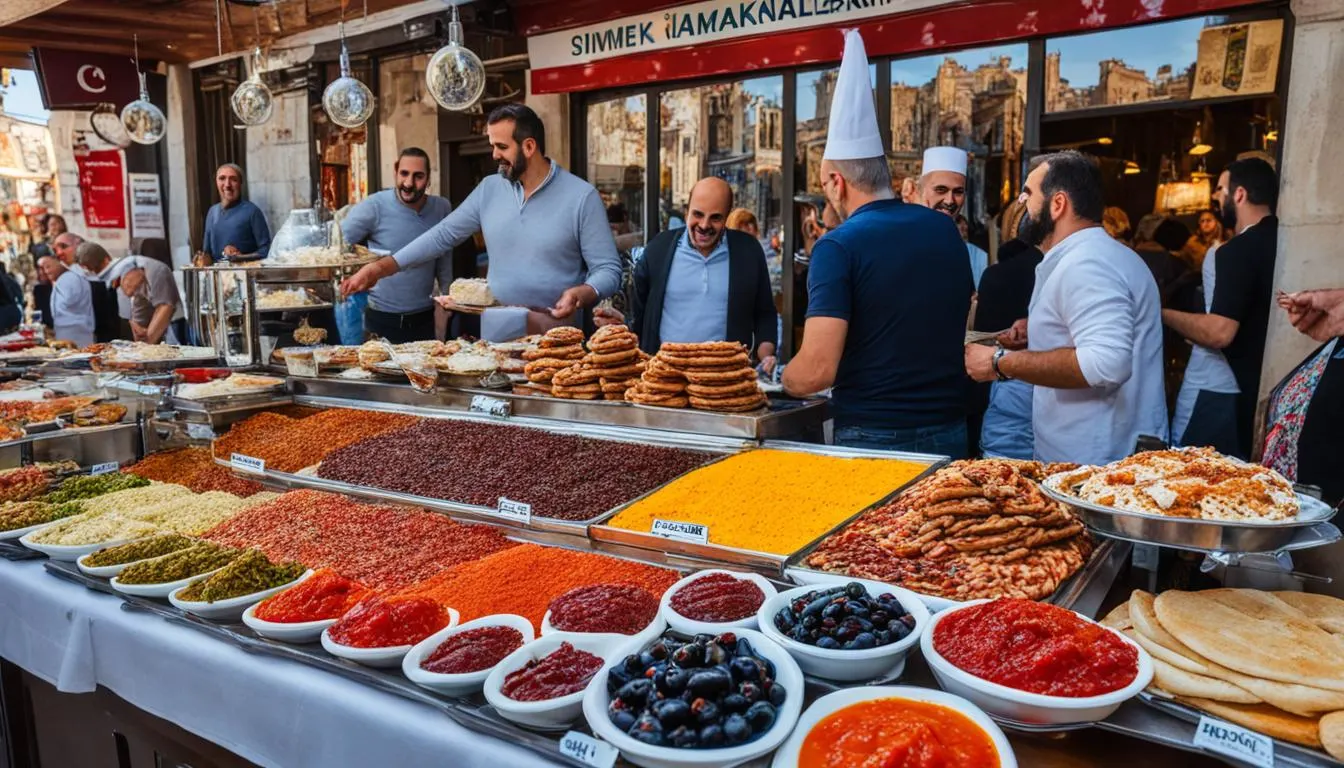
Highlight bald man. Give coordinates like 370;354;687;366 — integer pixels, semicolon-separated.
199;163;271;263
597;177;777;371
40;256;95;347
52;232;84;267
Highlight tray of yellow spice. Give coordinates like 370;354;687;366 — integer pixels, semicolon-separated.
589;443;945;576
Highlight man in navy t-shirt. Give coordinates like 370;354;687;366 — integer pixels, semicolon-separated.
783;160;973;455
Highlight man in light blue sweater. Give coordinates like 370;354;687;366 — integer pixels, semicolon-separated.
341;105;622;325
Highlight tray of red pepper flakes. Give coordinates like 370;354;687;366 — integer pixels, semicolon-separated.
328;595;453;649
499;641;605;702
210;408;420;473
202;490;519;590
421;626;526;675
545;584;658;635
253;568;373;624
398;543;681;631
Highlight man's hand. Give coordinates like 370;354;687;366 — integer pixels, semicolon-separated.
1281;289;1344;342
998;318;1028;350
593;306;625;327
192;251;212;268
130;321;148;342
759;355;778;376
340;261;385;298
551;285;598;319
432;295;455;312
222;244;240;257
965;343;999;383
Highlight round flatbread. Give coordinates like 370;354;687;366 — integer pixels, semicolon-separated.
1124;630;1260;703
686;380;762;398
683;367;758;384
689;394;766;412
592;361;645;379
1175;697;1322;749
659;352;751;368
552;381;601;393
660;341;744;355
1273;592;1344;635
637;378;686;394
1320;711;1344;761
628;394;688;408
542;327;584;344
1100;601;1133;631
589;334;638;352
589;347;639;365
553;389;601;400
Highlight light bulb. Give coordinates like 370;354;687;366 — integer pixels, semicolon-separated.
232;48;274;126
323;25;375;129
121;72;166;145
426;6;485;111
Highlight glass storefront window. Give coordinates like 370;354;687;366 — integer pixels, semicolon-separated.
1046;17;1217;113
378;53;441;195
588;95;647;246
889;46;1028;229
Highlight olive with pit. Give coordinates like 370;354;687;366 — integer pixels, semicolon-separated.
687;668;731;698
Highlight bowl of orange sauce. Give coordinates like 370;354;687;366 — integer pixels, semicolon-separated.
770;685;1014;768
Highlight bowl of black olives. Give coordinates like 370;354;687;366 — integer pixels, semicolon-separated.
582;628;803;768
757;579;930;682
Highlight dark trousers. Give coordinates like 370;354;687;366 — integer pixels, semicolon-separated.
1180;390;1245;459
363;307;436;344
833;421;969;459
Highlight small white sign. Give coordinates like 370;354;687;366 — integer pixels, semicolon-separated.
470;395;511;418
90;462;119;476
230;453;266;474
1193;715;1275;768
558;731;617;768
651;519;709;545
497;497;533;524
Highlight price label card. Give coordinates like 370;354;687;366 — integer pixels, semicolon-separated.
651;519;709;545
558;731;617;768
230;453;266;475
186;423;216;441
1193;715;1275;768
496;497;532;524
90;462;119;476
470;395;511;418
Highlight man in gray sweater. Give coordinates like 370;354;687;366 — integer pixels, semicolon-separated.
341;104;622;326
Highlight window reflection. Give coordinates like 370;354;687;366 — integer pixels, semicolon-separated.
1045;17;1215;112
588;95;647;249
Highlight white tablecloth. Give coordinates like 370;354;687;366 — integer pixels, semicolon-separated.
0;558;561;768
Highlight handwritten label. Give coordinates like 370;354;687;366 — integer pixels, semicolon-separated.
186;423;216;441
1193;716;1275;768
470;395;511;418
558;731;617;768
230;453;266;475
90;462;119;476
497;497;533;524
651;519;709;544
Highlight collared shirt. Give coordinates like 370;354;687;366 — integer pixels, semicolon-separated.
203;200;272;262
393;162;622;309
659;230;730;343
51;269;95;347
967;242;989;290
341;190;453;313
1028;226;1168;464
124;258;182;343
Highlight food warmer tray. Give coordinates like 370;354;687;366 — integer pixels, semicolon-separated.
183;261;375;284
1039;472;1339;554
588;444;947;578
287;376;829;441
215;406;751;538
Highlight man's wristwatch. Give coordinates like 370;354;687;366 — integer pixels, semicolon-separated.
991;345;1011;382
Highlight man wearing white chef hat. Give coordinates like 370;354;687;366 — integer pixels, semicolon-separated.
919;146;987;289
784;29;973;456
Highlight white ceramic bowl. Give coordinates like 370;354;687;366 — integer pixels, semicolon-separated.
484;632;624;731
77;538;195;579
169;569;313;622
0;518;62;542
769;685;1017;768
20;532;136;562
110;564;227;599
757;578;930;682
785;566;962;613
542;606;666;650
241;601;337;644
320;607;460;668
921;599;1154;725
582;627;805;768
659;569;777;635
403;614;536;697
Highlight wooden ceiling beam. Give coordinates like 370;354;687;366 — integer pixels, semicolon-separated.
32;6;208;30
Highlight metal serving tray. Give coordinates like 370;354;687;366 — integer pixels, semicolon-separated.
589;444;947;578
214;404;749;537
288;376;829;441
1040;472;1340;554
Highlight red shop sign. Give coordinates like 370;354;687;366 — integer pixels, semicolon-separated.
75;150;127;230
33;48;144;109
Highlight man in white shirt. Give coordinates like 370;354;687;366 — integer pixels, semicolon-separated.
38;256;95;347
965;151;1167;464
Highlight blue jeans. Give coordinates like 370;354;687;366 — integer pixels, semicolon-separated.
834;421;969;458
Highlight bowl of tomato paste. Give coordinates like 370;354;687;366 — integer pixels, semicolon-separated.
921;598;1152;725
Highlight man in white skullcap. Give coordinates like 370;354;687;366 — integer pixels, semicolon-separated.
920;146;987;289
784;29;974;456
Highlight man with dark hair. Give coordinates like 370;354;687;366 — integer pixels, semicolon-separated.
199;163;271;263
341;104;621;335
339;147;452;342
784;30;972;455
1162;157;1279;456
966;150;1167;464
73;242;125;342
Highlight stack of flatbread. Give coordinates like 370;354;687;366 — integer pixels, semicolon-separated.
1102;589;1344;758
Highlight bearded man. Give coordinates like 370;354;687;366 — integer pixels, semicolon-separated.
341;105;622;335
339;147;452;342
965;151;1167;464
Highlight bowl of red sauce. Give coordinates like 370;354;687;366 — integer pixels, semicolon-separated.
483;632;625;730
541;583;667;648
402;614;535;697
243;568;374;643
770;685;1016;768
321;596;459;668
921;598;1153;724
660;569;776;635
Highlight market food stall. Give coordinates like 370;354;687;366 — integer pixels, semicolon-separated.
0;328;1340;768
